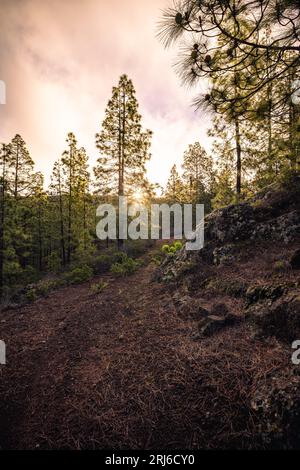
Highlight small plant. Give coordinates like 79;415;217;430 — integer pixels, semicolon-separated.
64;265;93;284
173;241;183;250
91;254;112;274
161;244;171;254
151;254;163;266
25;288;37;302
91;280;109;293
36;280;55;296
110;255;141;277
273;260;289;273
161;241;183;256
112;251;128;263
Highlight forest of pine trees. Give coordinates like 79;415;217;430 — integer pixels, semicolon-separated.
2;11;300;300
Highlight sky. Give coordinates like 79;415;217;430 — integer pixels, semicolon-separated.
0;0;211;190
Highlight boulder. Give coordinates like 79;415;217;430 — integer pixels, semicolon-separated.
210;302;230;316
247;290;300;342
245;284;285;306
173;294;210;320
198;312;237;337
290;248;300;270
213;244;236;266
251;371;300;447
198;315;226;337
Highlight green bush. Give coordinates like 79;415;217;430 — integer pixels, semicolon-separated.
112;251;128;263
110;255;141;277
173;241;183;251
91;254;113;274
25;288;37;302
161;241;183;256
35;280;55;296
47;252;62;272
151;253;163;266
126;240;154;258
273;260;289;273
64;265;93;284
162;244;171;254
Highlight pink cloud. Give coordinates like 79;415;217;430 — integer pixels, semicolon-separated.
0;0;211;188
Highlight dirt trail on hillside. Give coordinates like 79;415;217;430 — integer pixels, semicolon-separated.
0;261;188;449
0;257;290;449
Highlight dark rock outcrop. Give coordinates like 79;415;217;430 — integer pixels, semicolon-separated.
156;176;300;282
247;290;300;342
290;248;300;270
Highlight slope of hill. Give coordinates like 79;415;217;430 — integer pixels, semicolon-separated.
1;177;300;449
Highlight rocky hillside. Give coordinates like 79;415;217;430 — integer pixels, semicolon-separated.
1;176;300;450
155;175;300;448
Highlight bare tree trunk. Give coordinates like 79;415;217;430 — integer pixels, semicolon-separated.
235;116;242;196
67;146;72;263
118;89;126;250
38;201;43;271
58;165;66;267
83;192;87;251
0;145;7;299
14;141;19;198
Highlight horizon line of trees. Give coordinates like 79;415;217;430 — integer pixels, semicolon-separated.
1;62;300;298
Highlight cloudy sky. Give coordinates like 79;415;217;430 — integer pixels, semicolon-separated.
0;0;211;189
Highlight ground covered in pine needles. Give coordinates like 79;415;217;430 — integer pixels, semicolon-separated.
0;241;297;450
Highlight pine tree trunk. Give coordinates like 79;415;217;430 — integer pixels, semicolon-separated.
266;48;274;174
83;193;87;251
38;202;43;271
67;147;72;263
288;71;297;170
0;147;6;299
14;141;19;198
235;116;242;196
233;9;242;198
117;90;125;250
58;168;66;267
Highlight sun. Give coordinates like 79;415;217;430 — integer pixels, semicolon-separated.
132;189;144;202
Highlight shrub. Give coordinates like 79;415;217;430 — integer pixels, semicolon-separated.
126;240;154;258
91;254;113;274
47;252;61;272
112;251;128;263
151;254;163;266
173;241;183;251
161;241;183;256
64;265;93;284
91;280;109;293
273;260;289;273
110;255;141;277
36;280;55;296
25;288;37;302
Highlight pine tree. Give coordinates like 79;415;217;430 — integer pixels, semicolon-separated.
95;75;152;197
0;144;10;298
164;164;184;203
49;160;67;267
94;75;152;246
8;134;37;198
182;142;215;207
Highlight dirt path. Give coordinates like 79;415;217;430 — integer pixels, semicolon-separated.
0;253;291;450
0;259;198;449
